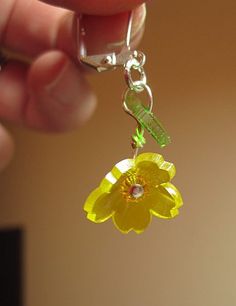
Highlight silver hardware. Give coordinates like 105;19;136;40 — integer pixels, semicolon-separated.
123;84;154;115
78;11;146;74
80;50;138;72
124;55;147;92
123;83;154;158
125;10;133;50
77;10;154;158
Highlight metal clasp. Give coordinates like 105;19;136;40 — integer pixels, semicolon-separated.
78;11;140;72
80;50;138;72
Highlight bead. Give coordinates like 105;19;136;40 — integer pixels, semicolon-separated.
130;184;144;198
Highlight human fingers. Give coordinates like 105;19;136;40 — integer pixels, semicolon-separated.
0;0;145;132
27;50;96;131
1;0;146;60
40;0;147;15
0;51;96;132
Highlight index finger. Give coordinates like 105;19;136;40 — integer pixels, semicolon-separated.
40;0;147;15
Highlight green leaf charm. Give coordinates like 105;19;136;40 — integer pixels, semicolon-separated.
124;90;171;148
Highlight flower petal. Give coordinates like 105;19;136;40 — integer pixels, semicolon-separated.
149;182;183;219
110;158;134;180
113;204;151;234
84;152;183;233
135;152;176;185
84;188;124;223
84;158;134;223
98;158;133;193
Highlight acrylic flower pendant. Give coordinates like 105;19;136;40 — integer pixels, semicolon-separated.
84;153;183;234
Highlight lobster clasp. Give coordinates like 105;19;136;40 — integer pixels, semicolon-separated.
80;50;137;72
78;11;138;72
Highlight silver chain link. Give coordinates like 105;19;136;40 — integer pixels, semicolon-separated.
124;51;147;92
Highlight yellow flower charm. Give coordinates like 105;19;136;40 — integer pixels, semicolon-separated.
84;153;183;234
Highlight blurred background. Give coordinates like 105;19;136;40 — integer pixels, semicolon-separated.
0;0;236;305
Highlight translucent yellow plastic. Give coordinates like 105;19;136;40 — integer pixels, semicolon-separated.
84;152;183;234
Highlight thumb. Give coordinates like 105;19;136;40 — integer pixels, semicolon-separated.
26;50;96;132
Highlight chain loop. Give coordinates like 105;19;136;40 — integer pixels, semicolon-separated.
123;84;154;115
124;50;147;92
123;49;152;156
124;58;147;92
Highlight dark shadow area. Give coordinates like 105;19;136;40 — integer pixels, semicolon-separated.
0;228;23;306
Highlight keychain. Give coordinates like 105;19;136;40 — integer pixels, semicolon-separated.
79;11;183;234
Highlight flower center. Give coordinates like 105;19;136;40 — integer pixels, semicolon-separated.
120;173;147;202
130;184;144;199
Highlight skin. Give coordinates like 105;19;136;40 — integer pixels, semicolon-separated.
0;0;147;171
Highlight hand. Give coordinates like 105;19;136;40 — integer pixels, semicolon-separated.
0;0;146;170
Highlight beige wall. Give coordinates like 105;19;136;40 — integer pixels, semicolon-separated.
0;1;236;305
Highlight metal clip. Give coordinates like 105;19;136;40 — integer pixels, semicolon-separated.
80;50;139;72
78;12;136;72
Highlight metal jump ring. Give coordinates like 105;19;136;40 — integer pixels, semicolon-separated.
123;83;154;115
132;50;146;68
124;58;147;92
